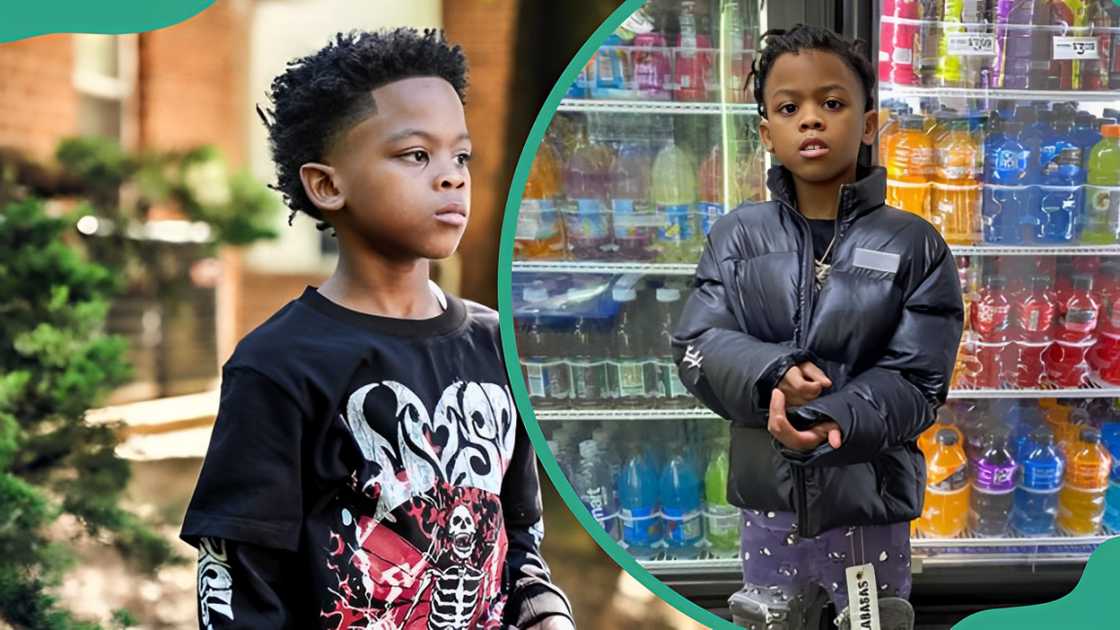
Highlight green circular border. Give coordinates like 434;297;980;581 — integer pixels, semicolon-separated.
0;0;214;42
495;1;738;627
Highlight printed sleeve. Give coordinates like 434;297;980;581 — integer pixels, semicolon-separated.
195;537;301;629
500;418;574;628
180;367;305;551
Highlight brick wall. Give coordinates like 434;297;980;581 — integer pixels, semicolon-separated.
139;1;250;166
443;0;520;309
0;35;77;160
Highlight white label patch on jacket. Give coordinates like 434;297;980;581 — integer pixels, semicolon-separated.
851;248;900;274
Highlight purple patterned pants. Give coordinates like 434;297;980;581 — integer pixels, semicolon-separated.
737;510;912;622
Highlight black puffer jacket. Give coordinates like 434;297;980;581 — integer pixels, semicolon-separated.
672;165;964;537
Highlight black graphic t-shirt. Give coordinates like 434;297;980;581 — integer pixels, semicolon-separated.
181;287;570;629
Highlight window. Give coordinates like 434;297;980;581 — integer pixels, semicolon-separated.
72;34;138;146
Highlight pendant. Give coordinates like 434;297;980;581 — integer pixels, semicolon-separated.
814;259;832;288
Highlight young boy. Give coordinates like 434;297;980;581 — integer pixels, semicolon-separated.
673;26;964;630
180;29;573;630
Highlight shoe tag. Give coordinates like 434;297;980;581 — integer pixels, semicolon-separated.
845;562;881;630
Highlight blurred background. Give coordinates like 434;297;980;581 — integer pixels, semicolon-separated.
0;0;708;627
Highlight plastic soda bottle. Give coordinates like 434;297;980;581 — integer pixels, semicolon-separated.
982;120;1031;244
518;284;570;409
609;143;658;260
568;296;610;408
918;428;970;538
1013;274;1057;387
563;132;613;258
704;435;740;556
886;115;933;221
931;117;981;244
1081;124;1120;244
1057;428;1112;535
515;141;565;259
698;143;736;241
660;448;704;558
1045;274;1099;387
609;287;654;407
618;440;662;558
1037;146;1086;243
1011;429;1065;535
654;287;692;408
968;432;1019;536
651;140;700;262
575;439;621;540
971;274;1011;388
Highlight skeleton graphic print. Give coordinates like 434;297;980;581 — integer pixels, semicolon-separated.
321;380;516;629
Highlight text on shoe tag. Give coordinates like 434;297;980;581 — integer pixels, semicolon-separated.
845;563;881;630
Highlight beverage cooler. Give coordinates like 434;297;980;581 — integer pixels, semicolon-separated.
512;0;1120;625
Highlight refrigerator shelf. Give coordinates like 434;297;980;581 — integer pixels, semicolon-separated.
638;532;1114;575
512;246;1120;276
557;98;759;115
534;408;719;421
952;245;1120;257
532;381;1120;422
881;83;1120;103
512;260;697;275
948;380;1120;399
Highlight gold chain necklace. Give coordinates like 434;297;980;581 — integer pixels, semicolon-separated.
814;225;838;288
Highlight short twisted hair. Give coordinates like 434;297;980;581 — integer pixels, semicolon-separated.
258;28;469;230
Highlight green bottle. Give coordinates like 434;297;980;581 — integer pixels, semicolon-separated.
703;435;740;556
1082;124;1120;244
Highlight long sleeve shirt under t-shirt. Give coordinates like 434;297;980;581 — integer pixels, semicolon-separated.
180;287;571;629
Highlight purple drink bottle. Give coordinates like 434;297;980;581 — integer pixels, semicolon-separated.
994;0;1037;89
564;133;613;259
969;432;1019;536
609;143;657;260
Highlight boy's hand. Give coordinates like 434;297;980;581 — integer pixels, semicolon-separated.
777;361;833;407
768;389;843;452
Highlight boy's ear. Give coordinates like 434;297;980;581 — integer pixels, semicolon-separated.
758;117;774;153
862;108;879;146
299;162;346;213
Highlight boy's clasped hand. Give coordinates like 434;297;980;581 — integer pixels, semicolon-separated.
767;361;843;452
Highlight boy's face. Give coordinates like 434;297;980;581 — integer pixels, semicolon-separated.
308;76;471;261
758;49;877;185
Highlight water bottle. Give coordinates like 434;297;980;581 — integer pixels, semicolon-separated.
575;439;620;540
618;440;662;558
660;447;703;558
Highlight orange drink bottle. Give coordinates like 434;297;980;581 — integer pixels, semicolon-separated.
515;141;565;259
886;115;933;221
1057;428;1112;535
931;117;981;244
918;428;971;538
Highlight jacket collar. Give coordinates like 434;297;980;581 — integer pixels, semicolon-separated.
765;164;887;223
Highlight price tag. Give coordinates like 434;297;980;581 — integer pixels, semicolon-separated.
1053;36;1100;60
946;33;996;56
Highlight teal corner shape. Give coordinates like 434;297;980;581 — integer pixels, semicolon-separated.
954;536;1120;630
1;1;214;43
495;1;737;628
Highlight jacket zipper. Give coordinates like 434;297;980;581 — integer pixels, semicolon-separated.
778;183;851;535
